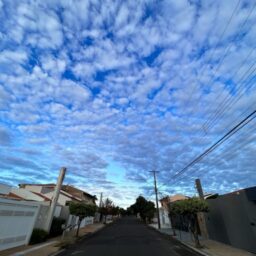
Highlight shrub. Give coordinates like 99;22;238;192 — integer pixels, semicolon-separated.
30;228;48;245
169;198;209;248
49;217;66;237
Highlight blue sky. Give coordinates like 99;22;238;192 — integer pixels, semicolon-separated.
0;0;256;207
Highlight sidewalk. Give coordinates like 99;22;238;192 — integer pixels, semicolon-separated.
1;223;105;256
149;224;255;256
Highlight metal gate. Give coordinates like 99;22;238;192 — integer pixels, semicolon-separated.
0;198;39;251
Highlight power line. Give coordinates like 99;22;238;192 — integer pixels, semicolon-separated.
159;109;256;190
201;47;256;134
199;2;256;133
173;109;256;180
187;0;242;105
173;3;256;175
204;62;256;133
171;121;256;186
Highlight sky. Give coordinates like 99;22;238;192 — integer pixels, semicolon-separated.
0;0;256;208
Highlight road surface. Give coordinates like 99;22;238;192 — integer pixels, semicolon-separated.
59;216;200;256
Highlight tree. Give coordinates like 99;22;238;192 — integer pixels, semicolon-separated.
169;198;208;248
69;202;97;237
99;198;113;216
98;198;121;222
129;196;155;223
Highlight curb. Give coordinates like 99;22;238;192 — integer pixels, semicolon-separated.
174;238;212;256
10;241;58;256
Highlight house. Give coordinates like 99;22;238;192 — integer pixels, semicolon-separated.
11;188;51;202
160;194;189;209
62;185;97;205
159;194;189;228
19;183;97;206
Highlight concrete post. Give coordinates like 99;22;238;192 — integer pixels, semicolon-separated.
195;178;209;239
44;167;66;232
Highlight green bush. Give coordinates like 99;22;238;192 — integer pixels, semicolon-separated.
49;217;66;237
30;228;48;245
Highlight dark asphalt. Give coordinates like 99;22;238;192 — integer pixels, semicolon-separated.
59;217;201;256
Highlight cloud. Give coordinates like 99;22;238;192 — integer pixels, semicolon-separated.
0;127;11;146
0;155;42;170
0;0;255;207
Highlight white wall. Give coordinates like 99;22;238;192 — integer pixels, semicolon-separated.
23;185;43;194
80;217;94;228
44;191;70;206
0;198;40;251
160;208;171;227
11;188;46;201
34;204;62;230
66;214;94;230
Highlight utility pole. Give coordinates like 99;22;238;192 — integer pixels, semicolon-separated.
99;192;103;222
195;178;204;199
44;167;66;232
152;170;161;229
195;178;208;239
99;192;103;207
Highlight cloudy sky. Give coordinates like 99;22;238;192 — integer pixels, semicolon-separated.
0;0;256;207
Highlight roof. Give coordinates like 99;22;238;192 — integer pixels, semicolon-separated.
160;194;189;203
11;188;51;202
19;183;97;200
31;191;51;201
62;185;97;200
0;193;24;200
19;183;55;187
59;190;82;202
204;193;218;200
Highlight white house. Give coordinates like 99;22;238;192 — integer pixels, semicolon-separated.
19;184;97;206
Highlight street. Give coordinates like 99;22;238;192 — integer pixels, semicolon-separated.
59;217;201;256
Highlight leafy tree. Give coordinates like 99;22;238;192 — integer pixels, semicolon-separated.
129;196;155;223
119;207;127;216
69;202;97;237
98;198;122;222
169;198;208;248
99;198;114;216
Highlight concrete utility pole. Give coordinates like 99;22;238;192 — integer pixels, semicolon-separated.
195;178;208;239
195;178;204;200
99;192;103;207
44;167;66;232
152;170;161;229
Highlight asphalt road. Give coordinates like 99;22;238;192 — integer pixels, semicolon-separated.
59;216;201;256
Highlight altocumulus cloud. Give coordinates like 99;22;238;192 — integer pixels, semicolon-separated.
0;0;256;207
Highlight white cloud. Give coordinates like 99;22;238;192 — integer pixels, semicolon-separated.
0;0;255;206
0;50;28;64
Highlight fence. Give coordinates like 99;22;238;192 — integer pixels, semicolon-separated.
66;214;94;229
0;198;40;251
